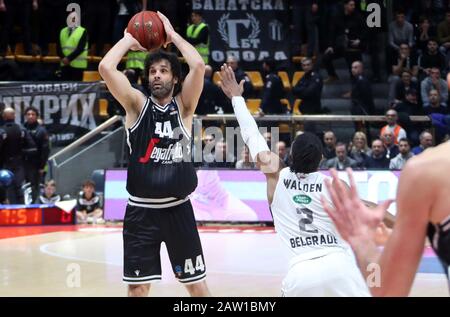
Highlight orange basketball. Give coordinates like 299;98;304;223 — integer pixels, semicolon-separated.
127;11;166;51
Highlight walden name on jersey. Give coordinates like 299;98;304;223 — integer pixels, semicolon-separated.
271;168;348;260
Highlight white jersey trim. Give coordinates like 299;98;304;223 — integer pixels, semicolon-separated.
129;195;182;203
128;197;189;209
125;128;132;155
174;96;191;140
178;273;207;284
123;274;161;281
129;98;150;133
150;96;171;112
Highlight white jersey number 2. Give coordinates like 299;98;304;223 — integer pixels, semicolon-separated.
296;207;318;233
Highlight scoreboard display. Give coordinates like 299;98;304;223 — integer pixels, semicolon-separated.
0;204;75;226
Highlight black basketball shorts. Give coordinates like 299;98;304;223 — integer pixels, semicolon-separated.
122;200;206;285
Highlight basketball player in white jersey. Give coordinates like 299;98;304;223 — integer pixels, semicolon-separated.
218;65;370;296
323;141;450;296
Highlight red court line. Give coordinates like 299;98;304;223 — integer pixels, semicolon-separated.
0;224;275;239
0;225;79;239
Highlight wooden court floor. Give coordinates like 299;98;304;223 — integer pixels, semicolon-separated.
0;226;448;297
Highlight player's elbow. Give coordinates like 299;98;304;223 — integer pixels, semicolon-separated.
98;60;114;77
192;59;206;73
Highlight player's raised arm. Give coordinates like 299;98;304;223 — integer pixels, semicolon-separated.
219;64;283;202
98;31;147;120
157;11;205;115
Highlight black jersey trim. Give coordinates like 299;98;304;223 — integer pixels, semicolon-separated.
129;98;150;133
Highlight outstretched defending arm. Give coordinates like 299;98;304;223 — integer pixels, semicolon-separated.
219;64;283;203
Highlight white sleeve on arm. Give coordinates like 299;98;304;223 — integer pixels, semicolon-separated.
232;96;270;160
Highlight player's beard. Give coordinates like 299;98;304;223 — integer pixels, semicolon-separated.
150;80;174;99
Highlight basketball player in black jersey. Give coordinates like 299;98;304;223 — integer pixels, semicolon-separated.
322;141;450;296
99;12;210;297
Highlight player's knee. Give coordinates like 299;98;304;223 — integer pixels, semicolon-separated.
185;281;210;297
128;284;150;297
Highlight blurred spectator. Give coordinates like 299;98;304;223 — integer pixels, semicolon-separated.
348;131;371;168
76;180;104;224
23;106;49;203
418;39;446;78
424;89;449;115
388;10;414;52
322;131;337;160
0;0;38;56
39;0;70;56
197;65;227;115
437;11;450;61
84;0;114;56
417;16;436;54
391;43;419;77
350;61;375;115
235;146;256;169
419;0;446;26
391;70;419;105
420;67;448;106
322;0;365;83
0;102;4;126
259;60;285;114
412;130;434;154
226;56;253;98
203;139;235;168
276;141;290;166
291;0;319;57
360;0;386;82
364;139;390;169
112;0;145;43
392;89;423;145
58;11;88;81
430;113;450;142
389;138;414;170
0;57;22;80
0;108;36;204
393;89;423;115
148;0;179;32
201;133;216;161
186;11;209;64
388;43;418;104
292;57;323;114
321;142;358;170
263;131;272;149
380;130;400;159
38;180;61;204
380;109;407;144
124;51;148;84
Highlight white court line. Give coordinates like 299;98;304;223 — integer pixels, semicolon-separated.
38;233;285;278
39;240;121;267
